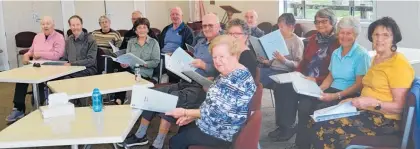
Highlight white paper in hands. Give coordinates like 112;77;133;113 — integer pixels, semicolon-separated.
109;41;119;53
48;93;69;108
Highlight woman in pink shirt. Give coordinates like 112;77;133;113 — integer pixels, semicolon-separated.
6;16;65;122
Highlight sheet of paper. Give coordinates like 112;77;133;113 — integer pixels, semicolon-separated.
170;47;196;71
109;41;119;53
269;72;304;84
131;85;178;113
113;53;147;67
182;70;213;88
292;76;323;98
311;101;359;122
249;36;268;60
259;30;290;60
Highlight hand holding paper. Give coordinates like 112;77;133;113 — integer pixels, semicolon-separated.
191;59;206;70
166;108;186;118
351;96;378;109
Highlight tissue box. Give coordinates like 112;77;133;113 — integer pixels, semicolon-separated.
40;103;75;119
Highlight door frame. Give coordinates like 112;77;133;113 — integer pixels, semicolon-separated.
0;1;10;71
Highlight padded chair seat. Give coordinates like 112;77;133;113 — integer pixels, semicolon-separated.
18;49;30;55
349;135;401;148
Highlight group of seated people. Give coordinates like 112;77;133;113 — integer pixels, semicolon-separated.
6;5;415;149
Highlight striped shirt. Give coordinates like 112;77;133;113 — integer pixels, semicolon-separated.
91;29;122;55
197;68;256;142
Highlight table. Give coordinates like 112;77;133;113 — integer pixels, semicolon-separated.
0;105;142;149
0;65;86;109
47;72;154;100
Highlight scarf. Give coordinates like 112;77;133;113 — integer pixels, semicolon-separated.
307;31;336;77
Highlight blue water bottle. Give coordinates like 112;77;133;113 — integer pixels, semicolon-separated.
92;88;103;112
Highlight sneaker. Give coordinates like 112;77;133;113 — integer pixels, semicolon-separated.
117;134;149;147
268;127;283;138
6;108;25;122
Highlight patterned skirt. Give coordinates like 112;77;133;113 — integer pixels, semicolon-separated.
309;110;400;149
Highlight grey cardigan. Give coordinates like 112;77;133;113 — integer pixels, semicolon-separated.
61;32;98;75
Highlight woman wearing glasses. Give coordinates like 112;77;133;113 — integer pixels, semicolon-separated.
270;8;340;149
310;16;414;149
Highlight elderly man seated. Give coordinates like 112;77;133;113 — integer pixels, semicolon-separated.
117;13;221;149
159;7;194;55
244;9;265;37
6;16;65;122
60;15;98;77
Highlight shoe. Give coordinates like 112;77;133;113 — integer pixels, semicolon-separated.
268;127;283;138
117;134;149;147
6;108;25;122
270;127;296;142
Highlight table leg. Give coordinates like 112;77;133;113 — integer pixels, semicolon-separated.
113;143;118;149
32;83;40;110
71;145;79;149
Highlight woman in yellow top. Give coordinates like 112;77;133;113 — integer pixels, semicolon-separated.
310;17;415;149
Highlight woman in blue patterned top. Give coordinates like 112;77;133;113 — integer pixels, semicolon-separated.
166;35;257;149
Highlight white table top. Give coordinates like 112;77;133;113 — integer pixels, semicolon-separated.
0;105;142;148
0;65;86;84
47;72;154;99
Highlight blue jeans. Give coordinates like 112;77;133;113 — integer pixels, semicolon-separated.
259;67;287;88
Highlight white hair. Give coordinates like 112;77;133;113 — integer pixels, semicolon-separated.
336;16;361;36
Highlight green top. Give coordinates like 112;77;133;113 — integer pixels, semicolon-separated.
126;36;160;78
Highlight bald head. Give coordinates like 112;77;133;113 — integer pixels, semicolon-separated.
202;13;220;40
244;10;258;27
170;7;183;26
132;11;143;24
41;16;55;35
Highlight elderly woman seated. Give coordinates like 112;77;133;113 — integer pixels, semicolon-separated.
114;17;160;104
310;17;415;149
269;8;340;146
166;35;257;149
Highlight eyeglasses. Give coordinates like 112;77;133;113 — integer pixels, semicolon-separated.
202;24;216;29
372;33;393;40
314;19;329;25
227;32;245;38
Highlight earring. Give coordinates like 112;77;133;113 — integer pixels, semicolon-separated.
391;44;397;52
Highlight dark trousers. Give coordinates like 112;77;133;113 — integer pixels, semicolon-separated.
13;83;46;113
140;80;206;122
169;122;231;149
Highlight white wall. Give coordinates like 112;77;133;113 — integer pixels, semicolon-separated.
0;1;9;71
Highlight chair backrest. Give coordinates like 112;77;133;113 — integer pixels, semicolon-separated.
117;29;128;36
67;28;88;37
55;29;64;36
150;28;161;38
304;30;317;38
234;110;262;149
15;31;37;48
408;77;420;149
257;22;273;35
249;83;263;112
294;23;304;37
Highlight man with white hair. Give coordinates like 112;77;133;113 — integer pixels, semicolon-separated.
6;16;65;122
244;9;265;37
159;7;194;55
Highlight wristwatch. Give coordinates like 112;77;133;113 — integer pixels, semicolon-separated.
374;102;382;110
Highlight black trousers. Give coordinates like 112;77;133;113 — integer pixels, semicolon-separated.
13;83;46;113
274;86;358;149
169;122;231;149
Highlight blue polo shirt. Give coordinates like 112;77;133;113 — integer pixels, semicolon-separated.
329;43;371;90
162;23;185;53
193;38;215;77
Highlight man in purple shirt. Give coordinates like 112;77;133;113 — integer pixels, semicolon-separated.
7;16;65;122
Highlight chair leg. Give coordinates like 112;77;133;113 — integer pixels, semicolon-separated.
16;54;19;67
270;89;275;108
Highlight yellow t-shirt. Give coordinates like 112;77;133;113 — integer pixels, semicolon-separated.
361;53;414;120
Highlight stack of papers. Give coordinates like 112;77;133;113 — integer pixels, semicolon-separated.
30;60;67;65
311;101;360;122
41;93;75;119
270;72;322;98
249;30;289;60
131;85;178;113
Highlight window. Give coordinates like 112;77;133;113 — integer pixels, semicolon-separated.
284;0;374;21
